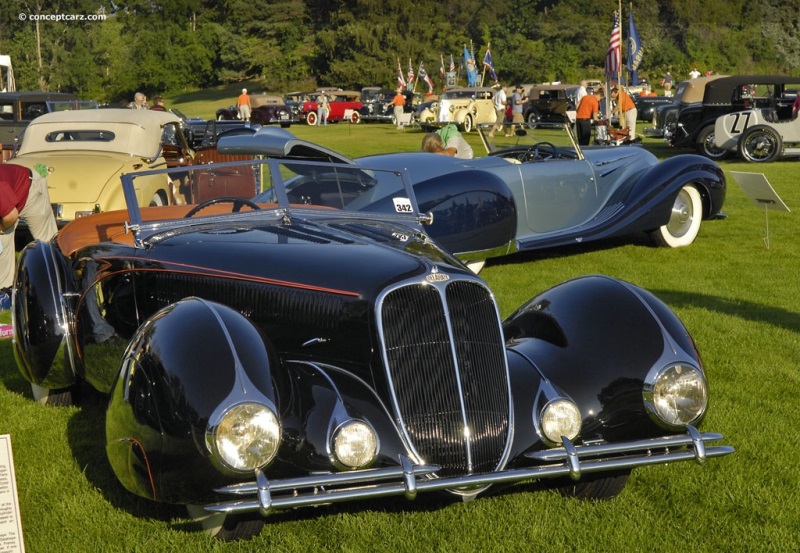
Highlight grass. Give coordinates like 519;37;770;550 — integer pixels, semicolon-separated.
2;113;800;551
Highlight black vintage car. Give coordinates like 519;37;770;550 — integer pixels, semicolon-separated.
11;156;733;541
671;74;799;159
633;94;672;122
0;91;82;160
524;84;579;124
644;75;725;141
359;87;414;123
216;94;298;127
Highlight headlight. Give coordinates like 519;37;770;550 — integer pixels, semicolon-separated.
540;399;581;445
210;403;281;472
645;363;707;427
332;420;378;469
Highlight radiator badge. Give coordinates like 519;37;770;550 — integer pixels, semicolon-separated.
425;266;450;283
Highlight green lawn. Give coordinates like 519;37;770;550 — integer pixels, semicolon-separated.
1;116;799;552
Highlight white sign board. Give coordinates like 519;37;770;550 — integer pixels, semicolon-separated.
0;435;24;553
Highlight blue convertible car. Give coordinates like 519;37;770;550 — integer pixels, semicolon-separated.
219;123;726;272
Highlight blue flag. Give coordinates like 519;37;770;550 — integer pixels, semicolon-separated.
627;10;643;85
463;45;477;87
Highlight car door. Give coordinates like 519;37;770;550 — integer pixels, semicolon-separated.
519;157;599;234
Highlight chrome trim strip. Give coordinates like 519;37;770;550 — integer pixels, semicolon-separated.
201;430;732;516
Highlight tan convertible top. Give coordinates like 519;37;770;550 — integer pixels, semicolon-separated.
17;108;181;158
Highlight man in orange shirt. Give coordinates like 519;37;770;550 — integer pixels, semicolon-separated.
575;87;604;145
238;88;252;121
392;89;407;129
610;87;637;141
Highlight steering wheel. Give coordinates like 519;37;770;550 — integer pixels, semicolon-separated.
531;141;558;161
184;196;262;218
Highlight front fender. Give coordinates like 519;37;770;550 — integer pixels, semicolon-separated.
12;239;79;389
626;153;726;225
105;298;278;504
503;275;702;442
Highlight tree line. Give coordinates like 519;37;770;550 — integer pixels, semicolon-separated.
0;0;797;103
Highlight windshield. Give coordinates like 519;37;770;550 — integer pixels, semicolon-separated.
478;122;582;158
122;157;419;232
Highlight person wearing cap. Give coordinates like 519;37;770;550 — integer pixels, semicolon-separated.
610;86;637;141
0;163;58;309
318;92;330;126
392;88;406;129
237;88;252;121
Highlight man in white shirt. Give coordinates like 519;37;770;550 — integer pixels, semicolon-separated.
489;84;507;137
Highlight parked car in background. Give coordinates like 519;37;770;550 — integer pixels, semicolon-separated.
524;84;579;124
644;75;725;141
11;144;732;540
671;74;799;159
625;78;652;96
359;87;415;123
301;90;363;125
8;109;194;224
169;107;208;149
282;91;312;118
0;91;84;160
216;94;298;127
714;93;800;162
634;94;671;122
417;86;496;132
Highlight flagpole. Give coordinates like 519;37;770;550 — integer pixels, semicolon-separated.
480;43;488;87
618;0;623;88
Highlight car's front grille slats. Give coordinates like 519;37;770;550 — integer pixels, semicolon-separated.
380;279;509;476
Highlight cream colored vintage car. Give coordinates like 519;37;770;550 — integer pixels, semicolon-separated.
418;87;497;132
10;109;194;224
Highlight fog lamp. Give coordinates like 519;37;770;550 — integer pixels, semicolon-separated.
211;403;280;472
333;420;378;469
540;399;581;445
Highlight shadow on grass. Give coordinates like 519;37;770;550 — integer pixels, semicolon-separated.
649;289;800;333
483;232;653;269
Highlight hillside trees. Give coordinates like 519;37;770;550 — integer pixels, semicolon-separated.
0;0;797;102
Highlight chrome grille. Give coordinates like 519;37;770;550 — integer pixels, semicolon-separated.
380;279;509;476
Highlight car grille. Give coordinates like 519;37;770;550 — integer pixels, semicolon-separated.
379;279;509;476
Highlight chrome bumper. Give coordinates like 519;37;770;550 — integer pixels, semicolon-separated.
201;427;732;517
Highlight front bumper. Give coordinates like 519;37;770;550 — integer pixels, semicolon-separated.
200;427;732;517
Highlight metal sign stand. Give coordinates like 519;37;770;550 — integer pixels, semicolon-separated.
730;171;791;250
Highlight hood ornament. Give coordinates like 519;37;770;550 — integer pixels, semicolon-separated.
425;266;450;283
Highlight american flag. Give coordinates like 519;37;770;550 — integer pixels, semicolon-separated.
440;54;445;79
407;60;414;84
397;59;406;88
606;11;621;78
482;44;497;82
419;63;434;92
449;55;455;73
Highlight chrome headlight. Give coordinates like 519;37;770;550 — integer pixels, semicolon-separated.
540;399;581;445
210;403;281;472
645;363;707;427
332;420;378;469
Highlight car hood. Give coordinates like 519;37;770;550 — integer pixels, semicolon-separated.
12;153;134;204
137;215;467;296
